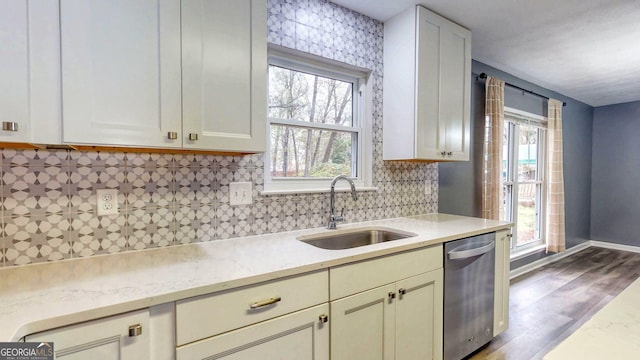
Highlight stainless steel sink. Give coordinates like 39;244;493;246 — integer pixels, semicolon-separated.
297;227;417;250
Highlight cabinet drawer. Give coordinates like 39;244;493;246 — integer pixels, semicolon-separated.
176;270;328;346
330;245;442;300
176;304;329;360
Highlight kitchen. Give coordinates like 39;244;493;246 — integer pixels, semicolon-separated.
1;0;639;359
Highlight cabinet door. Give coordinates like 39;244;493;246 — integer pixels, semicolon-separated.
60;0;182;148
438;17;471;161
26;309;150;360
0;0;60;143
176;304;329;360
494;229;511;336
181;0;267;152
416;7;470;161
331;284;395;360
396;270;443;360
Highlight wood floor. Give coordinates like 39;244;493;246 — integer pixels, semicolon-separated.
469;247;640;360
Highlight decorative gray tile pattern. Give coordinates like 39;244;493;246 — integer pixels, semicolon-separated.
70;212;127;257
0;0;438;267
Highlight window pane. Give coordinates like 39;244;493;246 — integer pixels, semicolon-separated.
268;65;353;126
269;125;354;178
518;125;538;181
500;183;512;222
516;183;537;245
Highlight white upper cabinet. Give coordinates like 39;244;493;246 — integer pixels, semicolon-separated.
60;0;182;148
181;0;267;152
383;5;471;161
2;0;267;152
0;0;61;144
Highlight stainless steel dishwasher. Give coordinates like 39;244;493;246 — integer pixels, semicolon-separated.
443;232;496;360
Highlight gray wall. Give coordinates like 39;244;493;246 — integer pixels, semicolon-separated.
591;101;640;245
439;61;594;265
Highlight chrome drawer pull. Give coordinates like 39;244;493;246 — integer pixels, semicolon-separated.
188;133;198;141
167;131;178;140
249;296;281;309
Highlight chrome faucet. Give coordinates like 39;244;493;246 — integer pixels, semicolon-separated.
328;175;358;229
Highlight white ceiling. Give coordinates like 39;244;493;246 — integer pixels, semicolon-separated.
331;0;640;107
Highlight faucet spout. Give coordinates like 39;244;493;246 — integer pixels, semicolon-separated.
328;175;358;229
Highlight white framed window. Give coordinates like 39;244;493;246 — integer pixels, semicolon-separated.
263;47;372;194
501;108;547;254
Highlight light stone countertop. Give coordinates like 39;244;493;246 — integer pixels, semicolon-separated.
0;213;510;342
544;276;640;359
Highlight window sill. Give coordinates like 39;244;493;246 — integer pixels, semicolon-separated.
510;244;547;261
260;186;378;196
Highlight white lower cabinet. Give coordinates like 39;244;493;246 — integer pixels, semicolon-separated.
176;304;329;360
331;283;396;360
395;270;444;360
25;309;150;360
331;270;443;360
20;239;510;359
24;304;175;360
329;245;444;360
175;270;329;359
493;229;511;336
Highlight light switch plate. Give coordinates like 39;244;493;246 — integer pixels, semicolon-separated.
97;189;118;216
229;182;252;205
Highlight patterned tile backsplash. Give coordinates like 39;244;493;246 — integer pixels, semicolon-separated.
0;0;438;267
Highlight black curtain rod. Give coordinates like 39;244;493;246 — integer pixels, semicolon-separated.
477;72;567;107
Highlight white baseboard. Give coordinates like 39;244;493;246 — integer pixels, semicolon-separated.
589;240;640;253
509;242;590;279
509;240;640;279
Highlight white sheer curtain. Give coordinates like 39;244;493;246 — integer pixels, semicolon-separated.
482;76;505;220
546;99;566;252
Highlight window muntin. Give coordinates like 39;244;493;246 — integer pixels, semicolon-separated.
264;51;370;193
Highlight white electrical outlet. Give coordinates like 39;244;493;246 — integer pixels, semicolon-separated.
97;189;118;216
229;182;252;205
424;181;432;195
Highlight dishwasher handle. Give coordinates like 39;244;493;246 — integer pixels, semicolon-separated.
448;241;495;260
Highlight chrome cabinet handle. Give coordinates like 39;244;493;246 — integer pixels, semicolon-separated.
167;131;178;140
2;122;18;132
128;324;142;337
319;314;329;323
188;133;198;141
447;151;453;156
388;291;396;300
249;296;281;309
440;151;446;156
398;288;406;296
